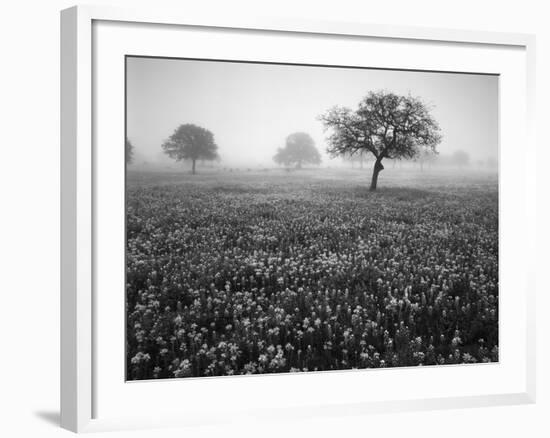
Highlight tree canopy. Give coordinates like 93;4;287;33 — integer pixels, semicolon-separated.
161;124;219;174
273;132;321;168
320;91;442;189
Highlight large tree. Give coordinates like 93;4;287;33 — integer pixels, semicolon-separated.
126;137;134;164
273;132;321;169
320;91;442;190
162;124;219;174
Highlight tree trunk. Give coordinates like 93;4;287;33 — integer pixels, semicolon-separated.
370;159;384;191
192;159;196;174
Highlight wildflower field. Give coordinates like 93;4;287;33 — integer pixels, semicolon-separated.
126;168;498;380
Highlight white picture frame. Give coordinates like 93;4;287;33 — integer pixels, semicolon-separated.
60;4;537;433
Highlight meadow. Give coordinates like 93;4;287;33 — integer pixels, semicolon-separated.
126;168;498;379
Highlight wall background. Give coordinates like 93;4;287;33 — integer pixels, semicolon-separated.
0;1;546;437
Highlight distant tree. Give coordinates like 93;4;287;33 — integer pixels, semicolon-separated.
320;91;442;190
273;132;321;169
342;150;371;169
126;137;134;164
416;148;437;171
161;124;219;174
451;150;470;168
431;154;451;167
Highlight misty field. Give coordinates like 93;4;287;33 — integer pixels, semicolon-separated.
126;168;498;380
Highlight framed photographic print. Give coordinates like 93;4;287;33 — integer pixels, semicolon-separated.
61;5;536;433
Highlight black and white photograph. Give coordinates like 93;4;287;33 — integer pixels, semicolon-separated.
2;0;547;435
125;56;499;380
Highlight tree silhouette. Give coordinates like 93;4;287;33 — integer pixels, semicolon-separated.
416;148;437;171
451;150;470;168
342;150;371;169
126;137;134;164
273;132;321;169
162;124;219;174
320;91;441;190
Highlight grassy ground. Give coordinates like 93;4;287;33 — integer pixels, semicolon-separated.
126;167;498;379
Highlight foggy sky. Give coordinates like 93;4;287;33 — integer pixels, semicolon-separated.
126;57;498;167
